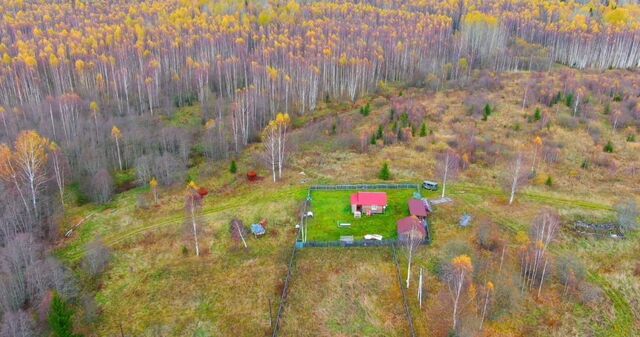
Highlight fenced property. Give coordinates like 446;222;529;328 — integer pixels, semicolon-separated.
310;183;420;191
300;183;430;246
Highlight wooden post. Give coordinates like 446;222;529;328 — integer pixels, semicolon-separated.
120;322;125;337
418;268;423;309
268;298;273;331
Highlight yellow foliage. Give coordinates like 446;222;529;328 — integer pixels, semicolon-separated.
534;136;542;146
464;10;498;27
604;8;630;27
111;125;121;139
204;119;216;130
75;59;85;73
3;53;12;66
452;254;473;271
187;180;198;190
14;130;50;166
90;101;99;113
150;177;158;188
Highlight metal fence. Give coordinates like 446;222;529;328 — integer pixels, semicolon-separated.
391;244;417;337
300;239;398;248
271;242;298;337
310;183;419;191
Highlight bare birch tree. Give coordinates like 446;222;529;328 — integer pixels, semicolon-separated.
479;281;494;331
401;223;424;288
185;182;203;256
505;151;528;205
446;254;473;332
111;126;123;171
437;149;459;198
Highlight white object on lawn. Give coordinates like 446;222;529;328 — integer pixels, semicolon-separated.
339;223;351;227
305;211;313;217
364;234;383;241
354;211;362;218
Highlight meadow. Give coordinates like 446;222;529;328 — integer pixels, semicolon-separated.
279;248;408;337
50;69;640;337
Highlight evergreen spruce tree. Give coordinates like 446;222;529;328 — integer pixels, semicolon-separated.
419;122;427;137
49;293;80;337
379;162;391;180
230;160;237;174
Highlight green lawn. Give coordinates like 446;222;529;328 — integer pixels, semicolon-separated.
306;189;415;241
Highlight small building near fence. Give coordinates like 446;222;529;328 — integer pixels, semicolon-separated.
408;199;429;219
350;192;388;216
397;215;427;241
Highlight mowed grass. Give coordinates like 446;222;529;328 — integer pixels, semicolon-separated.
306;189;416;241
279;248;409;337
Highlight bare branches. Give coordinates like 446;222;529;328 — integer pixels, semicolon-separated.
505;151;529;205
437;150;460;198
519;208;560;297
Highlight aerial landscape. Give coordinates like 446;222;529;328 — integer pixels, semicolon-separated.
0;0;639;336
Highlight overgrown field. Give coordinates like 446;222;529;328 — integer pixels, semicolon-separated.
306;189;416;241
279;248;409;337
55;69;639;337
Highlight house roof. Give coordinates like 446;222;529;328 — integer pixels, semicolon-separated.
408;199;429;217
397;216;426;237
350;192;388;206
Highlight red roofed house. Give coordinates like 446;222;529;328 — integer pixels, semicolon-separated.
408;199;429;219
397;215;427;240
351;192;388;216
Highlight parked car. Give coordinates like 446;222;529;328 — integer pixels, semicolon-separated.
422;180;439;191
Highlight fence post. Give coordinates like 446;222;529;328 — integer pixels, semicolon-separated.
391;244;417;337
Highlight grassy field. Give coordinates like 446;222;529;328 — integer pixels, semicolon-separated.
306;189;416;241
56;69;639;336
279;248;409;337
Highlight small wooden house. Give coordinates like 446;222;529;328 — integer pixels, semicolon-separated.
350;192;388;216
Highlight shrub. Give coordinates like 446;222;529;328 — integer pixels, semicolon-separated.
565;92;574;107
557;115;578;130
376;125;384;140
419;122;428;137
359;103;371;116
616;199;638;233
482;104;492;121
513;123;521;131
578;283;603;305
426;257;443;278
534;108;542;121
82;239;111;277
229;160;237;174
545;176;553;187
550;92;562;106
475;221;501;251
603;140;614;153
627;134;636;142
580;159;589;169
181;245;189;256
378;162;391;180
